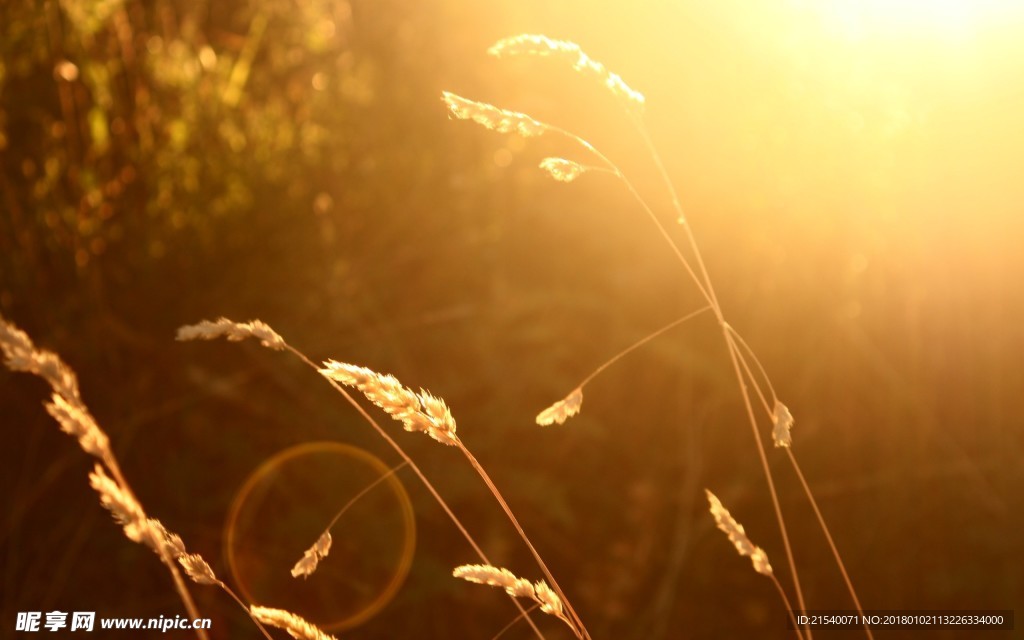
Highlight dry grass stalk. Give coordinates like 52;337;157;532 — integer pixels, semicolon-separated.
88;465;226;589
533;306;712;429
705;490;772;577
176;318;286;351
1;318;110;462
0;314;211;640
488;34;645;113
535;388;582;426
453;564;576;634
291;532;332;579
182;318;550;640
250;606;338;640
319;361;458;446
442;91;552;138
772;400;794;448
292;461;406;579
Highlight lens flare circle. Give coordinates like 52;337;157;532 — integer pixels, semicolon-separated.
225;442;415;631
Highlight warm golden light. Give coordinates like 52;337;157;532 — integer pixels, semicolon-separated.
806;0;1024;40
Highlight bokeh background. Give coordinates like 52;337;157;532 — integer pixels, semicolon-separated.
2;0;1022;637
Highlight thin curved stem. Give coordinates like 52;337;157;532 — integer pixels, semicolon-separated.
545;124;714;307
785;449;874;640
625;117;811;638
725;331;774;418
217;582;274;640
725;323;779;406
630;119;723;313
575;304;713;390
283;346;547;640
323;461;409;533
770;574;806;640
721;334;811;639
556;112;813;638
102;448;208;640
492;603;541;640
728;335;873;639
157;556;208;640
458;446;587;640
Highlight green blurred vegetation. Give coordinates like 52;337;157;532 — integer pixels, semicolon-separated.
2;0;1022;638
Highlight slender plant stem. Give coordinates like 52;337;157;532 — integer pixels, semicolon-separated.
492;603;541;640
576;304;713;390
103;451;209;640
553;116;812;637
727;332;874;639
158;555;209;640
628;118;812;638
458;446;587;640
283;346;548;640
547;125;713;308
724;323;779;405
785;449;875;640
725;331;774;417
218;583;274;640
323;461;409;533
722;332;811;639
770;574;807;640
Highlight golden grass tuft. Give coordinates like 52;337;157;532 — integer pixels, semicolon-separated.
179;554;219;586
176;318;286;351
705;490;773;577
453;564;535;598
319;361;459;446
250;606;338;640
291;532;332;579
47;392;110;460
772;400;794;448
0;318;81;401
538;157;591;183
536;388;583;426
453;564;575;633
88;464;148;540
488;34;645;113
441;91;552;138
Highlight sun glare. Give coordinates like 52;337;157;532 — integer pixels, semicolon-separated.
807;0;1024;40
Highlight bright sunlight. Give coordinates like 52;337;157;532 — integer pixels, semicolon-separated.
807;0;1024;39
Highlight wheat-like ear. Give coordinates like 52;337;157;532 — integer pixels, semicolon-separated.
453;564;577;634
705;490;773;577
536;388;583;426
772;401;794;448
176;318;286;351
441;91;552;138
46;392;110;458
250;606;338;640
88;464;148;539
488;34;645;113
179;554;219;586
291;532;332;579
319;361;459;446
538;157;603;183
87;463;222;583
453;564;535;598
88;466;185;563
0;319;81;403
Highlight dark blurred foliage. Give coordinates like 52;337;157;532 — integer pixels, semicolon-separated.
2;0;1023;638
